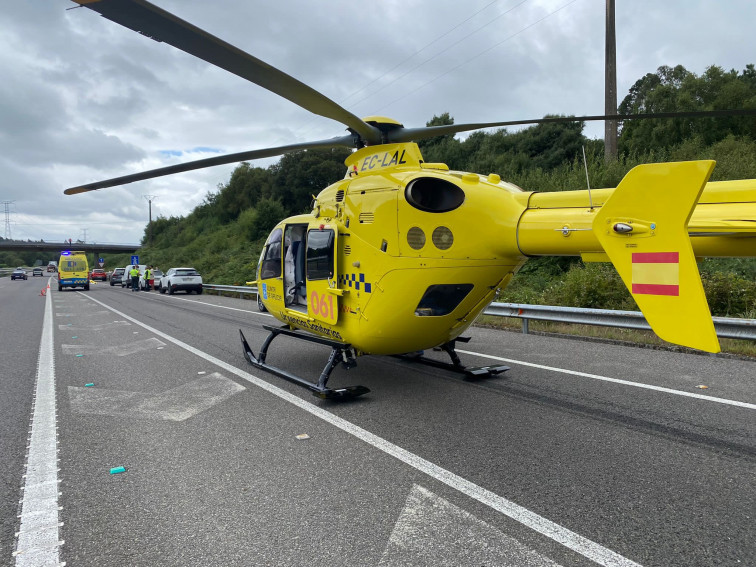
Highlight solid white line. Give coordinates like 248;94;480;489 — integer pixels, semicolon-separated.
15;286;61;567
137;291;273;317
125;290;753;410
457;349;756;410
82;292;643;567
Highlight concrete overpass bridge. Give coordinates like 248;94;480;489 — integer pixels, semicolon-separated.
0;240;141;255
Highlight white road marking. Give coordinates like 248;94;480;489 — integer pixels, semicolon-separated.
68;372;244;421
135;291;753;409
379;484;561;566
457;349;756;410
15;282;61;566
57;321;130;331
62;338;165;357
81;292;643;567
138;292;273;317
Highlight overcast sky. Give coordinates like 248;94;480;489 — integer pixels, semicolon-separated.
1;0;753;245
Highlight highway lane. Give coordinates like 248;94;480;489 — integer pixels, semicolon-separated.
0;275;48;567
5;281;755;566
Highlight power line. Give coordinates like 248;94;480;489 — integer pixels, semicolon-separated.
338;0;510;108
348;0;534;115
378;0;582;116
288;0;527;141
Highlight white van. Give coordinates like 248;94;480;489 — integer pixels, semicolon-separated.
121;264;146;288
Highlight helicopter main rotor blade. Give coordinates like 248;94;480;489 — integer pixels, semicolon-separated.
388;109;756;143
64;135;356;194
69;0;381;145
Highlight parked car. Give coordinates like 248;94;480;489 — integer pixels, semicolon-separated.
11;267;27;280
110;267;126;286
32;267;44;277
160;267;203;294
141;269;163;290
90;268;107;281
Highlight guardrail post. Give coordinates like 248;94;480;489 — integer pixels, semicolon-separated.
522;319;529;334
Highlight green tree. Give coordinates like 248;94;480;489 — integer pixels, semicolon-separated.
619;65;756;154
272;147;352;215
215;163;274;223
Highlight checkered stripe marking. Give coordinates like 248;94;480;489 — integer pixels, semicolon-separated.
338;273;372;293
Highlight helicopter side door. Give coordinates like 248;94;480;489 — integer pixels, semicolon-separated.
283;224;308;310
257;227;285;311
306;226;338;325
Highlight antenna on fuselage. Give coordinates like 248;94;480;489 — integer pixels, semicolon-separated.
582;145;594;211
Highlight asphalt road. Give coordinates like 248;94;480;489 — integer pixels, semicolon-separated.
2;276;754;566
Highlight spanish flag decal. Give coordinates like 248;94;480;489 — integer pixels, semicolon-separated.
631;252;680;296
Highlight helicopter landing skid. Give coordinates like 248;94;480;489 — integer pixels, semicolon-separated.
398;337;509;380
239;325;369;400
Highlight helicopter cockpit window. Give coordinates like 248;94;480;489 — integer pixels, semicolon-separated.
415;284;474;317
405;177;465;213
260;228;283;279
306;229;334;280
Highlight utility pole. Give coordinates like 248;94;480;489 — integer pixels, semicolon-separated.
143;195;157;224
143;195;157;244
2;200;14;240
81;228;88;243
604;0;618;162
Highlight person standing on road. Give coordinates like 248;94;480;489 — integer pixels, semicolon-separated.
130;265;140;292
143;266;152;291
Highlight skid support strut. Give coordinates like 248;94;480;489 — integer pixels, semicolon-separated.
398;337;509;379
240;325;369;400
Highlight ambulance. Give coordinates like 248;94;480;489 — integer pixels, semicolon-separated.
58;251;90;291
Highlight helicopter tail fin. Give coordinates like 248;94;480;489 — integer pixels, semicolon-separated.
593;160;720;353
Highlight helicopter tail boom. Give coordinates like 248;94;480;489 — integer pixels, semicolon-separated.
514;160;751;352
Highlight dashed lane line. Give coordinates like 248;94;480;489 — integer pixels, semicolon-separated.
81;291;643;567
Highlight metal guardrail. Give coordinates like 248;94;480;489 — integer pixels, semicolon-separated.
484;302;756;341
201;284;756;341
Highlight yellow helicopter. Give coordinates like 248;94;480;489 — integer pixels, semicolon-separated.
65;0;756;399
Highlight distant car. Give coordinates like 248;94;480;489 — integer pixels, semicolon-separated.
11;267;28;280
160;267;203;295
90;269;108;281
110;267;126;286
32;267;44;277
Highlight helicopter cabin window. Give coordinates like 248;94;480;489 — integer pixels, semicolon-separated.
415;284;474;317
306;229;335;280
260;228;283;279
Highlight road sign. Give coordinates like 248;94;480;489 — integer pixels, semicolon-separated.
131;255;139;265
98;262;104;267
99;257;104;263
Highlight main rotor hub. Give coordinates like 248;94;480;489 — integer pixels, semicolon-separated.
362;116;405;144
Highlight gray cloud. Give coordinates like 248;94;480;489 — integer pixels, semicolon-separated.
1;0;753;244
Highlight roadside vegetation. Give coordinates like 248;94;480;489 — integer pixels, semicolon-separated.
4;64;755;352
